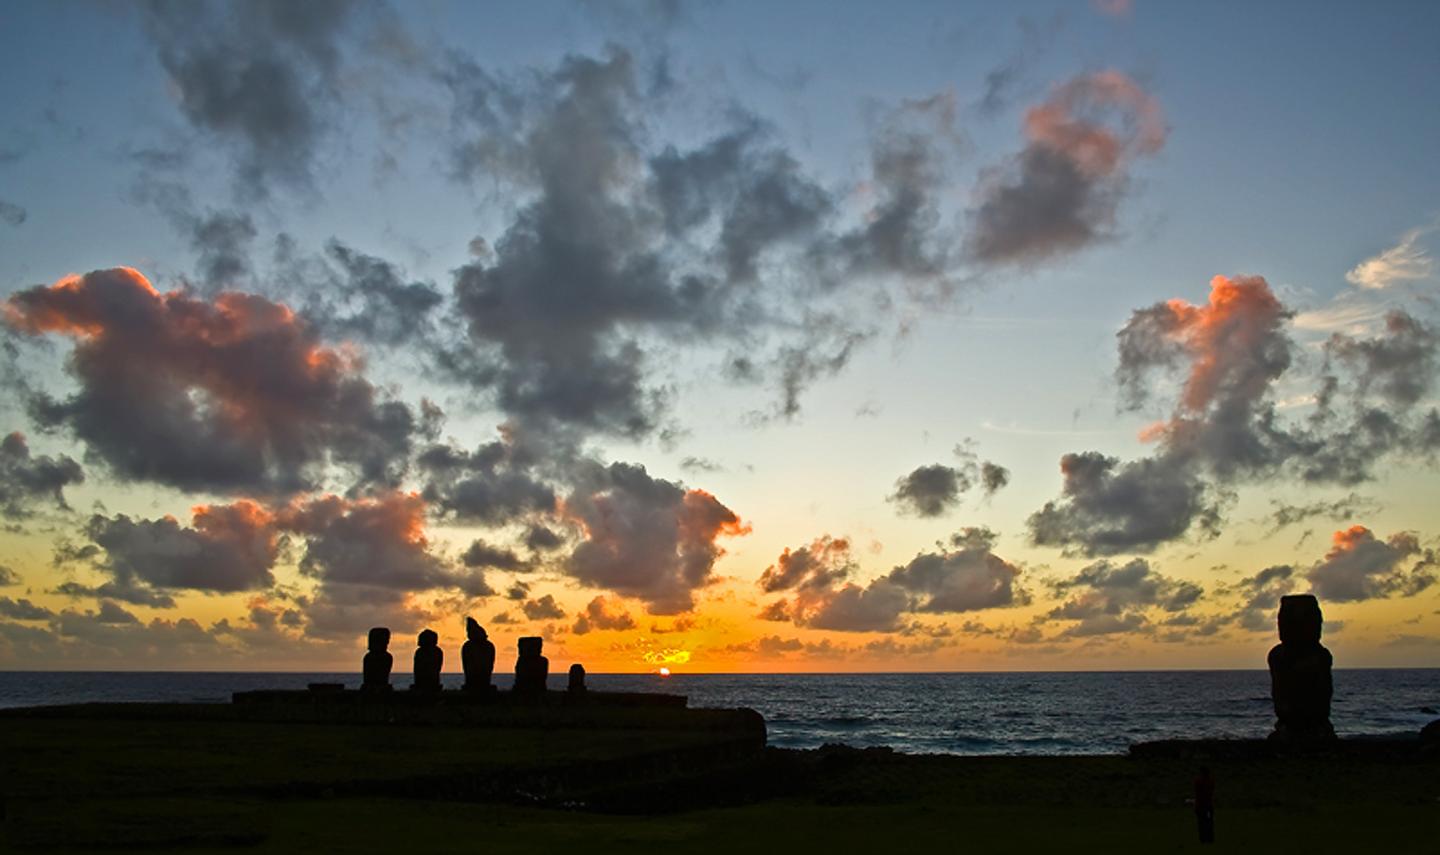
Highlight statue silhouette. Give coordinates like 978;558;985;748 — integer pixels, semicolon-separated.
361;627;392;692
412;628;443;692
1267;594;1335;742
568;663;587;693
461;617;496;692
513;636;549;696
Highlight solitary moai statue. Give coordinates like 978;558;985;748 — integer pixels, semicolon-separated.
362;627;393;692
412;628;444;692
461;617;496;692
567;663;587;693
513;636;549;695
1267;594;1335;743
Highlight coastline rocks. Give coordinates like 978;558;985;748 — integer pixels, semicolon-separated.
1267;594;1336;744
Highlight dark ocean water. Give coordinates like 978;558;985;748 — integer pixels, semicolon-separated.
2;669;1436;755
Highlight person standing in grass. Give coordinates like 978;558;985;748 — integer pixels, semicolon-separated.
1194;766;1216;844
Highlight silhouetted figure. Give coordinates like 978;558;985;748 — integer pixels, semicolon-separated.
461;617;496;692
513;636;549;695
1194;766;1215;844
412;628;443;692
568;663;587;693
362;627;393;692
1267;594;1336;743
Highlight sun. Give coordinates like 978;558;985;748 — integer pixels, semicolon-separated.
658;667;671;677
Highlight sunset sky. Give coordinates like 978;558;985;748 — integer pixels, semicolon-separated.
2;0;1438;673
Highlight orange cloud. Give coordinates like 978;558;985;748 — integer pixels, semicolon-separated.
1023;70;1165;177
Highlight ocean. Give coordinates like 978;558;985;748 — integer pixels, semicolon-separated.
2;669;1436;755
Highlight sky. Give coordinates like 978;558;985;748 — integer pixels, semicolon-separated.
1;0;1439;673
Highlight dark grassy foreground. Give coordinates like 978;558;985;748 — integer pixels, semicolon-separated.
2;704;1436;853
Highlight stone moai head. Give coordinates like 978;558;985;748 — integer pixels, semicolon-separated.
518;636;543;658
466;616;485;641
418;628;439;648
1277;594;1323;646
368;627;390;651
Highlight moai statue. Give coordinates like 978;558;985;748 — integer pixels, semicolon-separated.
361;627;393;693
461;617;496;692
567;663;587;693
1267;594;1336;743
513;636;549;696
412;628;444;692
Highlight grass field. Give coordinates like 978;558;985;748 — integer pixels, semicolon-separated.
3;709;1436;853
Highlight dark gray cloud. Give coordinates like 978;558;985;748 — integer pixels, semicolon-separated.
442;49;717;437
758;535;856;593
764;319;870;422
523;524;565;552
0;432;84;520
460;538;528;571
1264;493;1381;533
280;239;446;347
757;600;790;621
889;444;1009;517
967;71;1165;266
0;199;26;227
890;464;969;517
94;600;141;625
284;492;489;596
1325;311;1439;408
823;93;962;283
679;456;723;474
127;181;257;290
761;528;1028;632
189;210;258;288
980;461;1011;495
436;47;976;434
521;594;566;621
1046;558;1202;637
1029;451;1220;556
1300;310;1440;484
1224;564;1297;632
0;565;20;586
50;580;177;609
142;0;356;195
562;461;745;614
418;436;557;526
571;595;636;634
5;268;419;496
886;528;1029;613
282;491;491;636
82;501;279;594
0;601;335;666
794;579;911;633
1033;276;1440;556
0;597;55;621
1306;525;1435;603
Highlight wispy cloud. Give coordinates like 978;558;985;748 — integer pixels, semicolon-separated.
1345;222;1437;290
1292;294;1393;334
